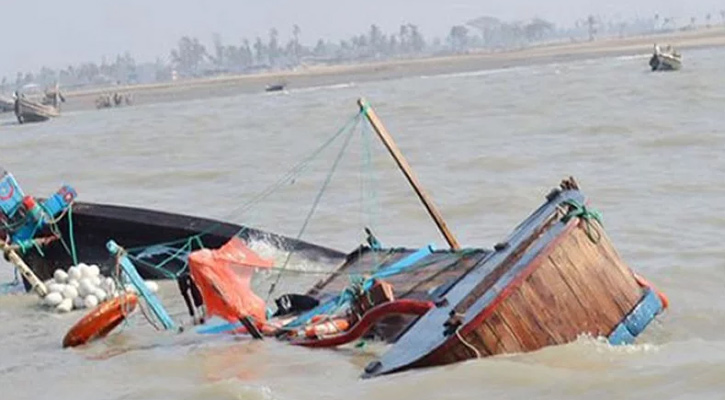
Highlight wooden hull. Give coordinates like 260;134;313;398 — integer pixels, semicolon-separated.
363;182;663;377
15;98;59;123
649;53;681;71
18;201;345;285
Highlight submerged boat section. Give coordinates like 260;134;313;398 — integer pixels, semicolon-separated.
363;178;666;378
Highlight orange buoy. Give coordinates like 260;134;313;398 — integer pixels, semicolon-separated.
62;293;138;348
633;273;669;310
303;317;350;339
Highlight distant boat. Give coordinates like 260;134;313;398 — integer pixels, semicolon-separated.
14;97;60;123
14;85;64;124
265;83;286;92
95;92;132;109
649;44;682;71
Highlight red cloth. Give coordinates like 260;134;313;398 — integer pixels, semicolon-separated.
189;238;273;327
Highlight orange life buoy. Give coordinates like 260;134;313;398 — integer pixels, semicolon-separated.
298;317;350;339
62;293;138;348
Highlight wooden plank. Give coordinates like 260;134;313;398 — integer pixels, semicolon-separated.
475;321;506;354
550;249;614;331
359;98;460;250
498;289;555;351
523;264;588;342
548;249;618;336
504;287;560;347
557;230;633;327
533;258;603;336
588;226;643;308
517;276;569;343
484;313;523;354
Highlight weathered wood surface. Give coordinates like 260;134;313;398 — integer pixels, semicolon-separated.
423;219;642;366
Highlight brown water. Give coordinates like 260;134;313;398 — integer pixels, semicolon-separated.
1;47;725;399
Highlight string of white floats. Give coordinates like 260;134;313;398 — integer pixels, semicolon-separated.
41;263;158;313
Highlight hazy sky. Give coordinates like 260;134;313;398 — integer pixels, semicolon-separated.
1;0;722;77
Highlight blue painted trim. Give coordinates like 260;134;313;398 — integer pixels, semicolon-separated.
107;240;176;331
623;289;663;337
285;244;436;329
364;244;436;287
608;288;662;345
608;321;636;345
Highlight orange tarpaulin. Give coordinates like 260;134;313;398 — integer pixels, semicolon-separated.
189;238;274;327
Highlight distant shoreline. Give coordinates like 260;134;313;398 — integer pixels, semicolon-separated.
62;27;725;111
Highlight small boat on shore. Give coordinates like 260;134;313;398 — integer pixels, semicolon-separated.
649;44;682;71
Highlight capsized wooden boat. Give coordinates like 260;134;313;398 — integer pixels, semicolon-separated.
649;44;681;71
176;100;665;361
362;178;667;378
20;201;346;283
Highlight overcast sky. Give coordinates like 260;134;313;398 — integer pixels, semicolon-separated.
1;0;722;77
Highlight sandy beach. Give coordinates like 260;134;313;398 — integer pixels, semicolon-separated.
64;26;725;111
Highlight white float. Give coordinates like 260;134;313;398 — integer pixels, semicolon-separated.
56;298;73;313
53;270;69;284
40;264;154;313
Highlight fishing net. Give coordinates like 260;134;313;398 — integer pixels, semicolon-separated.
189;238;273;327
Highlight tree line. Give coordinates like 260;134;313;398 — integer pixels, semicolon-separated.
2;11;724;93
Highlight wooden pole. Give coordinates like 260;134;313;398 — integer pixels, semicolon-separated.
0;238;48;297
358;98;460;250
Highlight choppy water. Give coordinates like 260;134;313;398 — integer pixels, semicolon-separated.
1;47;725;399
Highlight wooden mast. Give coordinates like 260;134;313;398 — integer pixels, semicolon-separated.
358;98;460;250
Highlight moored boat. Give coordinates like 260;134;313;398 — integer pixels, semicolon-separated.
14;96;60;123
265;83;286;92
649;44;682;71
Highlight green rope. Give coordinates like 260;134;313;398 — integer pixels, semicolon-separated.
123;111;363;260
267;123;358;300
14;239;46;257
67;205;78;266
561;199;603;243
